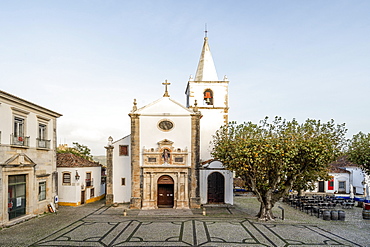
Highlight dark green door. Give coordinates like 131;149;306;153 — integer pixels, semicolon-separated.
8;175;26;220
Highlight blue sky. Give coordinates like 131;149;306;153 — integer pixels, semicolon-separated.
1;1;370;155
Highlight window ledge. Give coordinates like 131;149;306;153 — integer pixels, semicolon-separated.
36;147;50;151
10;144;29;149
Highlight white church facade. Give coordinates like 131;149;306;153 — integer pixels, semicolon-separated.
106;36;233;209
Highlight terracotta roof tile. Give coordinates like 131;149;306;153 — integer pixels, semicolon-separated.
329;156;358;173
57;153;101;168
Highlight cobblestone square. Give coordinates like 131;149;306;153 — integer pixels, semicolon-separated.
0;197;369;246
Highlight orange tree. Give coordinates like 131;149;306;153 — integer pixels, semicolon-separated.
211;117;346;221
347;132;370;175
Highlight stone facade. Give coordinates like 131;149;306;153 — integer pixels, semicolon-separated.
128;97;201;209
0;90;62;226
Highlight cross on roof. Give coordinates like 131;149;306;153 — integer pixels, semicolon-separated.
162;80;170;97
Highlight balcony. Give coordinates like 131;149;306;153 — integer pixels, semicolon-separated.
37;138;51;149
10;135;30;147
86;178;94;187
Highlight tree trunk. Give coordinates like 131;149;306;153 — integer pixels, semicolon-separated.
256;193;275;221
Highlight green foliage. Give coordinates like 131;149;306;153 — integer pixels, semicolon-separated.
212;117;346;220
347;132;370;175
57;142;93;161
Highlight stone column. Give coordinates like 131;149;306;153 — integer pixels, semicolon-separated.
105;136;114;206
150;173;154;201
129;113;142;209
190;112;201;208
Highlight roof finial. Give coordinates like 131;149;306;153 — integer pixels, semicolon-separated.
204;23;208;39
132;99;137;111
194;100;198;112
162;80;170;97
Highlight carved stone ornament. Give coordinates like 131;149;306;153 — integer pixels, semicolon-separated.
158;120;174;131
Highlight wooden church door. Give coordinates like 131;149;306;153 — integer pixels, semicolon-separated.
207;172;225;203
157;175;174;208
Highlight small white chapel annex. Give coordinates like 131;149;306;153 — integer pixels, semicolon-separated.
105;36;233;209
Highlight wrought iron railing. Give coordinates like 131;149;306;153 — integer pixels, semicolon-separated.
10;134;30;147
86;178;94;187
37;138;51;149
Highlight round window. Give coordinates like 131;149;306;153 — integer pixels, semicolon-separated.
158;120;174;131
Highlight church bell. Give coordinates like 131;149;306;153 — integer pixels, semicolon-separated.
204;92;212;103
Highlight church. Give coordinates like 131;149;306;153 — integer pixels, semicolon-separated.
105;36;233;209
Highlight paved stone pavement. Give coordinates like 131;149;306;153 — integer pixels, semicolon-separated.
0;197;369;246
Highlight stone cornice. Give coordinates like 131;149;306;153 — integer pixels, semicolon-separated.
191;106;229;110
1;90;62;118
11;107;30;115
188;80;229;84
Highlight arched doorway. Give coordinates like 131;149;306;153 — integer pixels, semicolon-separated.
207;172;225;203
157;175;174;208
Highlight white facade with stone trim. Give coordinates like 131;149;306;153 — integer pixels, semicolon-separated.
109;36;233;208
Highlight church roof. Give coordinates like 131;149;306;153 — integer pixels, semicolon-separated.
134;96;196;115
194;37;218;81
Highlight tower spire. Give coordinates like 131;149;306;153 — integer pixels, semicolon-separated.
194;30;218;81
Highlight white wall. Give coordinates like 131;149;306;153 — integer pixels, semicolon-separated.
199;110;226;161
186;81;228;162
140;116;192;164
57;167;80;203
345;167;366;195
57;166;104;204
112;136;131;203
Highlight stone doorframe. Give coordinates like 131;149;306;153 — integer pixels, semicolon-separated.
141;171;189;209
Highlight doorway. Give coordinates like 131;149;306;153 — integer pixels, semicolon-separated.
8;175;26;220
81;190;85;205
157;175;174;208
207;172;225;203
318;181;325;192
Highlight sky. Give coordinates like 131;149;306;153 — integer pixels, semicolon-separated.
1;1;370;155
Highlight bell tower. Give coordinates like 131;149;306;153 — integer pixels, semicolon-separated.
185;36;229;161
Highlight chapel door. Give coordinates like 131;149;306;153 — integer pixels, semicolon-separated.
207;172;225;203
8;175;26;220
157;175;174;208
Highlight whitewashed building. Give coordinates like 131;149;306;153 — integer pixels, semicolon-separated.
312;157;366;195
57;153;105;206
106;36;233;208
110;135;131;203
0;91;62;226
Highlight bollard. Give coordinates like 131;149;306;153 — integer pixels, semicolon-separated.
202;207;206;216
278;206;285;220
123;209;127;216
